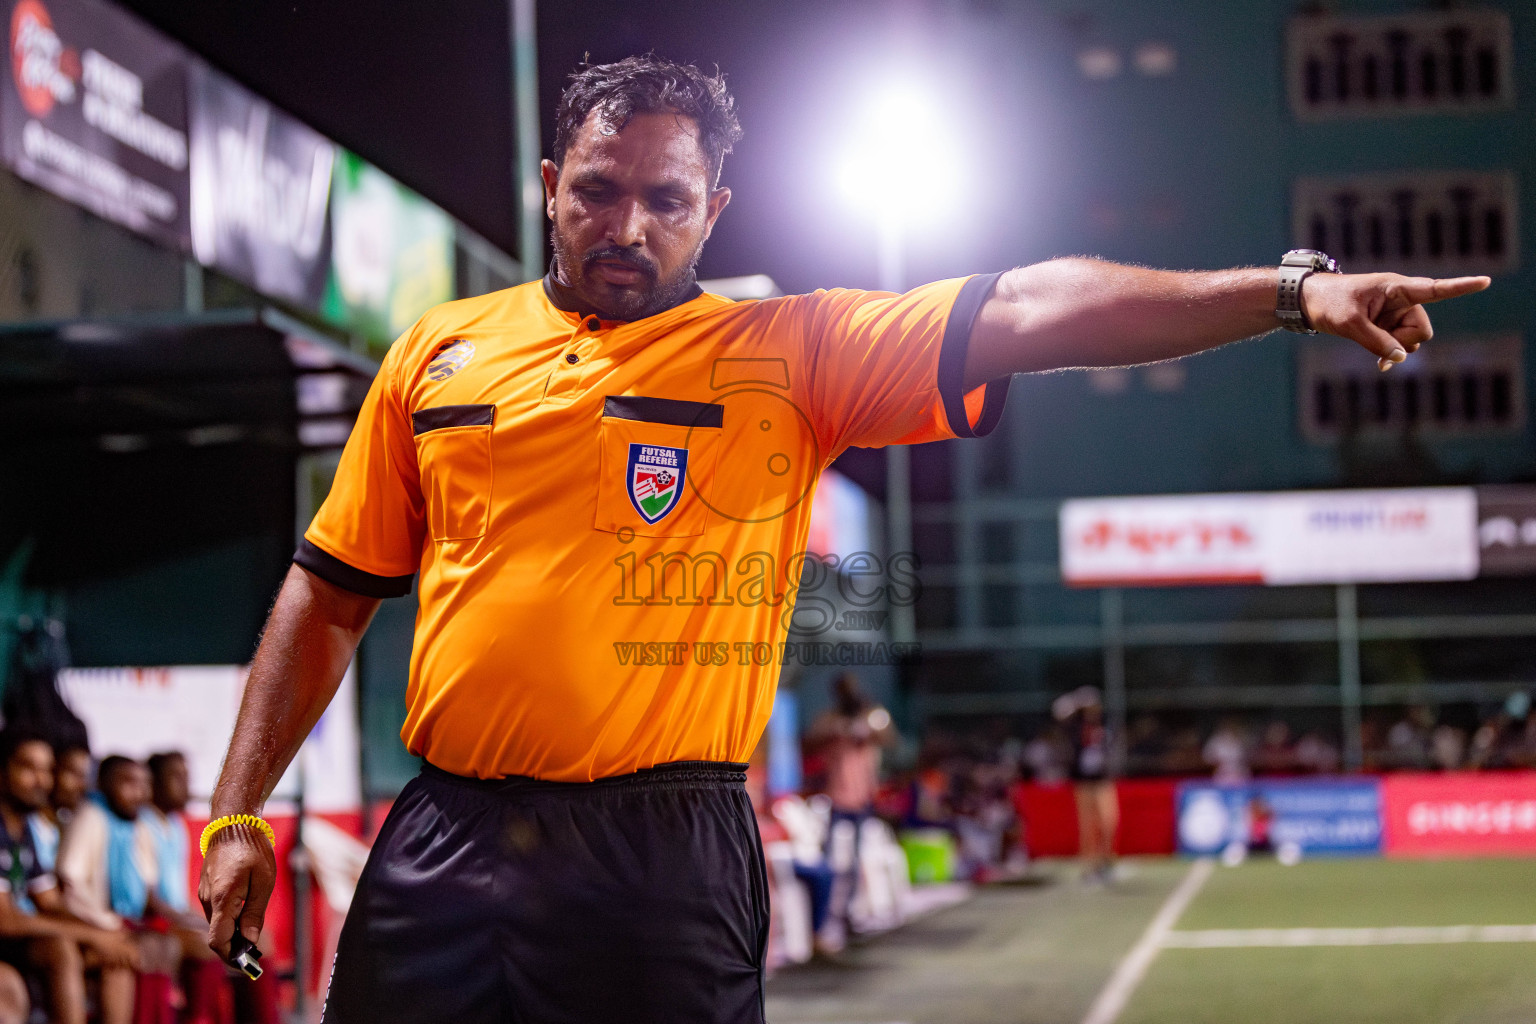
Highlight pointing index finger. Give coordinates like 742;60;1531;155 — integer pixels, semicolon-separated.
1399;275;1491;304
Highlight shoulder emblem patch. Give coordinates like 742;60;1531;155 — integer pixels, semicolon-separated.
627;443;688;524
427;339;475;381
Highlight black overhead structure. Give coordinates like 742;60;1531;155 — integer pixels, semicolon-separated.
0;309;376;587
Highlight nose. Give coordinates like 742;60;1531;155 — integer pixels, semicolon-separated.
605;197;647;249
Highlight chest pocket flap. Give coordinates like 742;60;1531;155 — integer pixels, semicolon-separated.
413;404;495;542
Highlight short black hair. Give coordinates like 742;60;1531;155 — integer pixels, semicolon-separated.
97;754;139;787
553;55;743;187
0;727;51;770
53;741;89;762
147;751;185;779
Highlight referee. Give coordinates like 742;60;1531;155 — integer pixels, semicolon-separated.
198;55;1487;1024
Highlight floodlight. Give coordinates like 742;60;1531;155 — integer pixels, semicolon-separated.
835;83;965;227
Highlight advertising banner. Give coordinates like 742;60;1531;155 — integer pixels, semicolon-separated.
1381;772;1536;858
1061;487;1478;587
1176;778;1382;857
1;0;189;248
58;663;361;814
187;59;333;308
1262;487;1478;585
1060;493;1265;587
1476;485;1536;578
321;149;453;341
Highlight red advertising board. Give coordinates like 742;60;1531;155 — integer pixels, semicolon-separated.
1012;778;1178;857
1382;772;1536;858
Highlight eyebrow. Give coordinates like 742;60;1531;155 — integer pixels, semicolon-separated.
569;171;617;190
568;171;697;198
649;181;695;199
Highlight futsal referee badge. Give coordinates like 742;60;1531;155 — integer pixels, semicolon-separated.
627;443;689;524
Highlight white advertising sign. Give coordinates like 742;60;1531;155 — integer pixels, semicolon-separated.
1061;487;1478;587
57;663;361;813
1262;488;1478;585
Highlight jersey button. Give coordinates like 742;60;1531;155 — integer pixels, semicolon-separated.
586;317;600;330
565;353;579;364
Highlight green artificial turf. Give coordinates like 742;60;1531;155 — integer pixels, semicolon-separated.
1123;944;1536;1024
1177;857;1536;930
1122;857;1536;1024
765;857;1536;1024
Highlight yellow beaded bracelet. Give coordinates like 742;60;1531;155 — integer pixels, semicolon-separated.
200;814;277;856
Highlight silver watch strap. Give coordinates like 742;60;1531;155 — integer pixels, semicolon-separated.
1276;262;1313;333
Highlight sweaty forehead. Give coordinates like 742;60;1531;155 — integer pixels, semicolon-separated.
564;109;712;187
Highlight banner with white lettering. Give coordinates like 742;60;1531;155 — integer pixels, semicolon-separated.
1382;772;1536;858
1061;486;1478;587
57;664;361;813
1177;778;1383;857
187;59;333;307
0;0;190;248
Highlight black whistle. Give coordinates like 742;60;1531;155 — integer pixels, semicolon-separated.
228;935;264;980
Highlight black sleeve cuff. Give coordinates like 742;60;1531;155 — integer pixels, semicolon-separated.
294;538;414;598
936;271;1011;439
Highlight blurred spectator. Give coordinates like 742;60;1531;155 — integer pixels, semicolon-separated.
30;741;91;874
903;765;954;831
1383;706;1434;770
1294;731;1342;774
1469;693;1531;770
1054;687;1116;883
52;744;92;829
952;758;1024;880
57;755;179;1024
1252;720;1296;775
57;757;158;933
144;753;192;918
1430;724;1466;771
1203;719;1251;784
805;673;894;942
0;729;137;1024
1022;726;1069;785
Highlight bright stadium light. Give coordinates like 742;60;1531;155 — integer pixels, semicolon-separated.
835;83;965;245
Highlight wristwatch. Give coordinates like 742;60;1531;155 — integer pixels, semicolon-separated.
1275;249;1341;334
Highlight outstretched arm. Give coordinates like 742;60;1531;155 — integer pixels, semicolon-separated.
198;564;380;959
962;258;1490;390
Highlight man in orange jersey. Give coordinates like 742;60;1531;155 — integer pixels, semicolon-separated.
199;55;1487;1024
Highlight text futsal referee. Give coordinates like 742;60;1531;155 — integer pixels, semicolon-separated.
199;56;1488;1023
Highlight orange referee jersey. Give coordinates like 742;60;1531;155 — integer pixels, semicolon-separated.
297;273;1008;781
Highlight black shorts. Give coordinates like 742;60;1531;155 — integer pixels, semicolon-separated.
322;761;768;1024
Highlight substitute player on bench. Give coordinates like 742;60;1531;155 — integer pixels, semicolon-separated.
198;55;1488;1024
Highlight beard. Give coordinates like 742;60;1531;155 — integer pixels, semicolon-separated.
549;218;705;322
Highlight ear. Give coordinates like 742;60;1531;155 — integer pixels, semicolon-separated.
541;159;560;220
702;186;732;240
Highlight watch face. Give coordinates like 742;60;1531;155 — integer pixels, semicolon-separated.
1284;249;1338;272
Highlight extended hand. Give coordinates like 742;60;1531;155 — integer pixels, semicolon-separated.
1301;272;1490;371
198;824;278;961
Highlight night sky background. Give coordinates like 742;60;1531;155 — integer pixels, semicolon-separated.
113;0;1086;296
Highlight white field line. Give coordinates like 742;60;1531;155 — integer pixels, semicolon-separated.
1079;858;1215;1024
1163;924;1536;948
